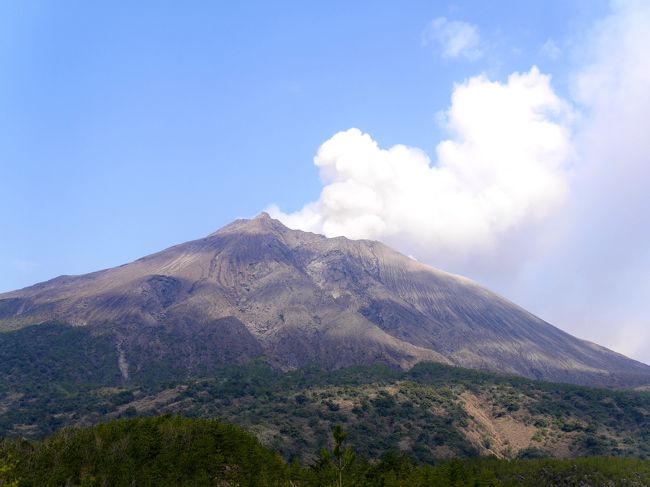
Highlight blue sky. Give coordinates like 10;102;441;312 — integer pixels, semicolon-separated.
3;1;650;362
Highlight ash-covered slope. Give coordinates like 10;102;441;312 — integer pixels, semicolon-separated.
1;213;648;387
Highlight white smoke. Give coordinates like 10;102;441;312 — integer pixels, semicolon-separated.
269;0;650;363
518;0;650;362
269;67;574;267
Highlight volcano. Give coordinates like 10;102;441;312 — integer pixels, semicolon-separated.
1;213;648;388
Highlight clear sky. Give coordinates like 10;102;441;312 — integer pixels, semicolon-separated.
3;1;650;363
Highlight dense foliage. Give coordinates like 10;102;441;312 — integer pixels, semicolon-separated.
2;324;650;462
0;323;122;393
0;416;288;486
2;416;650;486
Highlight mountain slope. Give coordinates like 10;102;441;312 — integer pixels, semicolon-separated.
3;362;650;462
1;213;648;387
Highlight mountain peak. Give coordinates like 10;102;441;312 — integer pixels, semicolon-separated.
209;211;289;237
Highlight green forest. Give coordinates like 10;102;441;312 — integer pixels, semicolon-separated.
3;325;650;484
2;415;650;486
3;349;650;462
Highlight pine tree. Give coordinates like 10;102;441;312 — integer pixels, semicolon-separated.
332;425;355;487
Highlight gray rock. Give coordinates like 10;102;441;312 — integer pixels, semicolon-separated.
1;212;648;387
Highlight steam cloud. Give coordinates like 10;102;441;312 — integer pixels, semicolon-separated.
269;67;573;267
269;1;650;363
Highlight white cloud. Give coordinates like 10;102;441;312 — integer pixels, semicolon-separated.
519;0;650;363
270;0;650;364
269;67;574;268
422;17;481;60
540;39;561;60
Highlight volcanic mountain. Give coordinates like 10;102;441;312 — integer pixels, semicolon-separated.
1;213;649;388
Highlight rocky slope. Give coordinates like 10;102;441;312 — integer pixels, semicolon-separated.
1;213;649;387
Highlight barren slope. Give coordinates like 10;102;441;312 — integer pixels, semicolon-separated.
1;213;648;387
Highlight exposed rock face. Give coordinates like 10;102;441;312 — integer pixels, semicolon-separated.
1;213;649;387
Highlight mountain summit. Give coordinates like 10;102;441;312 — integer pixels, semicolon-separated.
1;213;649;387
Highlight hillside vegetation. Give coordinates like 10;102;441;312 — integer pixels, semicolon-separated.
2;416;650;486
2;350;650;463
